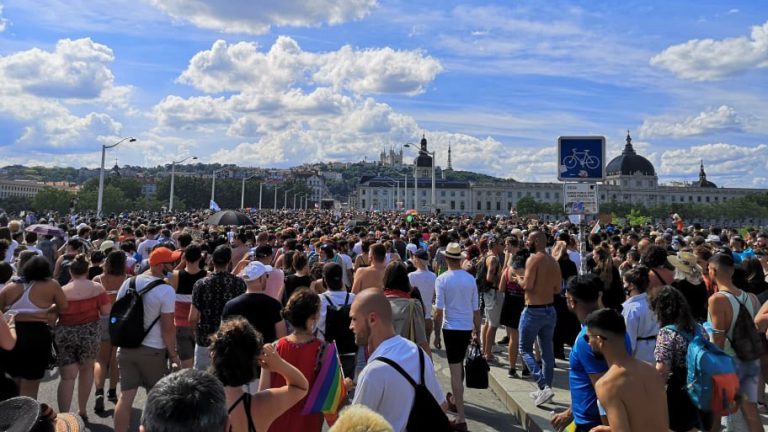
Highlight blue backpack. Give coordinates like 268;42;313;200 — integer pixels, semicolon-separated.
665;325;740;416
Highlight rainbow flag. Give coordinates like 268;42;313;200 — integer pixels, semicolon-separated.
301;341;347;415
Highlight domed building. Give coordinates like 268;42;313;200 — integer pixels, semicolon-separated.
355;131;762;220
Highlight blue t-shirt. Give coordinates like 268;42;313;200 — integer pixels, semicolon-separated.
569;325;631;426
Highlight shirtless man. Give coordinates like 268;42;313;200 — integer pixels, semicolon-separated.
351;243;387;294
520;230;562;406
586;308;668;432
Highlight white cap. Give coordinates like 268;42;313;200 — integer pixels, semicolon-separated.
406;243;418;254
239;261;272;282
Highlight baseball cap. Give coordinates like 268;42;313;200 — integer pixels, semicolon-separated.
414;249;430;261
239;261;272;282
406;243;418;254
149;247;182;266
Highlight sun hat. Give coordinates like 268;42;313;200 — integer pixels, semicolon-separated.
99;240;115;252
0;396;85;432
440;242;463;260
239;261;272;282
149;247;182;266
668;251;703;285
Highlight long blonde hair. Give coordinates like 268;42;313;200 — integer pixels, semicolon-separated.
551;240;569;261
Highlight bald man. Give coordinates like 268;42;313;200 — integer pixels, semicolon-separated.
350;290;447;432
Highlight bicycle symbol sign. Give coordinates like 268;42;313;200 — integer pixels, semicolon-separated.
557;136;605;181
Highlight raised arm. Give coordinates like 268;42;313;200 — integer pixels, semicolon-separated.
252;345;309;431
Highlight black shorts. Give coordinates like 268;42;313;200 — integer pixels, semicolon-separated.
1;322;53;380
499;294;525;329
442;329;472;364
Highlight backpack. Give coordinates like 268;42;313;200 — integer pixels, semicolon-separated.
323;292;356;355
109;277;166;348
666;325;740;416
57;254;75;286
474;255;491;293
376;349;452;432
721;291;764;362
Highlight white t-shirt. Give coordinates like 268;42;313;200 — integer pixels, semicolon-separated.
317;290;356;342
621;293;659;364
136;238;159;260
408;269;437;319
115;274;175;350
353;335;445;432
339;253;353;288
435;269;479;331
352;241;363;257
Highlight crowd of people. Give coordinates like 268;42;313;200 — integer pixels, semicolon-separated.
0;208;766;431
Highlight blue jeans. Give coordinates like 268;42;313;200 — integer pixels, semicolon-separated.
518;305;556;389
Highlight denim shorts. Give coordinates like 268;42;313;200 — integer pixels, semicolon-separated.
732;357;760;403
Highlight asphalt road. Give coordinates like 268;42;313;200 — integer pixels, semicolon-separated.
36;345;522;431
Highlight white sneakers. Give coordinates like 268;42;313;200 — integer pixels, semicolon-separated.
534;386;554;406
529;386;555;406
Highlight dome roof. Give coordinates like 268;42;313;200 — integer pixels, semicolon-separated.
606;132;656;176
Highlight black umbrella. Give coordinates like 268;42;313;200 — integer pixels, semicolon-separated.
206;210;254;226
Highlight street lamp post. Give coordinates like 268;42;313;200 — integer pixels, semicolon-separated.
284;188;294;209
169;156;197;212
401;173;409;210
258;183;263;210
240;174;260;209
211;168;227;205
98;137;135;218
274;187;278;210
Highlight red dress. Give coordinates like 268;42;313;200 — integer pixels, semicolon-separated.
267;337;323;432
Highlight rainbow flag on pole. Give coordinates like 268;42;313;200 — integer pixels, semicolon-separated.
301;341;347;416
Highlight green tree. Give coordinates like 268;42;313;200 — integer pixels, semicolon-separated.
76;185;130;213
32;188;74;214
0;196;33;214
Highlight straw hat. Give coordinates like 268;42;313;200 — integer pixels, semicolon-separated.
440;242;463;260
668;251;703;284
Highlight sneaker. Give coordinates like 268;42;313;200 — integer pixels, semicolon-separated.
521;368;531;377
497;336;509;345
107;389;118;403
508;368;519;378
94;394;104;413
534;386;554;406
529;388;541;399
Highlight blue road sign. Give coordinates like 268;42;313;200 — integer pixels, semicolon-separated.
557;136;605;181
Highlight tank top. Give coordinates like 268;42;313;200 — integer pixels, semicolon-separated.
175;269;207;327
504;268;525;296
8;282;50;315
228;392;257;432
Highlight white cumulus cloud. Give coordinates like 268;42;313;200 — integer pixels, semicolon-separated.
658;142;768;186
638;105;744;138
0;3;7;32
148;0;377;34
0;38;130;154
178;37;442;96
0;38;121;100
650;20;768;80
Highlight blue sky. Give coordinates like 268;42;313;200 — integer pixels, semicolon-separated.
0;0;766;187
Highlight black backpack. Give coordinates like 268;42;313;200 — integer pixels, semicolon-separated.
109;277;166;348
475;255;491;293
376;349;452;432
323;292;356;354
723;291;764;361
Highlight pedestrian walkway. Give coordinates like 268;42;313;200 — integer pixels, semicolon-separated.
485;340;768;432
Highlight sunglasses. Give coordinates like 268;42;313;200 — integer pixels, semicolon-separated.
583;333;608;344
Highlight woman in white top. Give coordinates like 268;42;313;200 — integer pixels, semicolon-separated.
621;265;659;364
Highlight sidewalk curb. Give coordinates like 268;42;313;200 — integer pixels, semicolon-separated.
488;371;546;432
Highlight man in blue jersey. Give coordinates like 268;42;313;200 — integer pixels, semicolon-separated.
551;274;631;432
